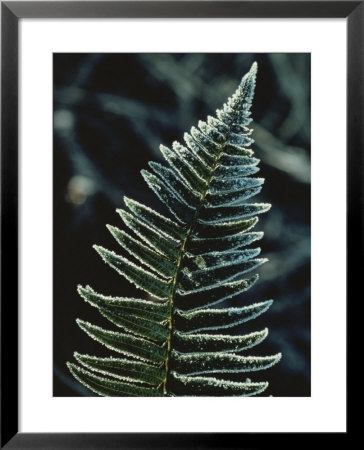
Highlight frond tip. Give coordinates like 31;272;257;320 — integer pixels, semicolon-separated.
67;62;282;397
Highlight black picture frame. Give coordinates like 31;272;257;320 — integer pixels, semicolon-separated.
1;1;358;447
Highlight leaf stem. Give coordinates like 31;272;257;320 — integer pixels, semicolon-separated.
162;142;225;395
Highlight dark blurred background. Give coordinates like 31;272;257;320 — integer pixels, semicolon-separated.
53;53;310;397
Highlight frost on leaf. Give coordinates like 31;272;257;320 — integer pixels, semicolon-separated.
68;62;281;397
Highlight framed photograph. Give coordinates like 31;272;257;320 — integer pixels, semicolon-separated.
2;1;357;447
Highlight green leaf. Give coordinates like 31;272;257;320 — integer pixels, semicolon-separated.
206;115;230;135
74;353;165;386
186;231;263;254
172;141;211;180
123;197;185;242
175;274;259;311
182;248;261;272
209;176;264;195
190;126;220;157
94;245;172;300
169;371;268;396
67;363;161;397
206;186;262;207
218;154;259;168
117;209;180;261
149;161;200;208
198;203;271;225
216;109;253;128
173;328;268;353
226;132;254;147
193;216;259;239
178;258;267;294
78;285;170;322
198;120;225;144
77;320;167;364
91;306;169;342
184;132;215;167
171;351;282;376
214;164;260;179
174;300;274;333
160;144;207;194
141;169;194;224
107;225;176;279
222;143;254;157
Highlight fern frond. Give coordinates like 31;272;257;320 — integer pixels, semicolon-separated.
68;62;281;397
